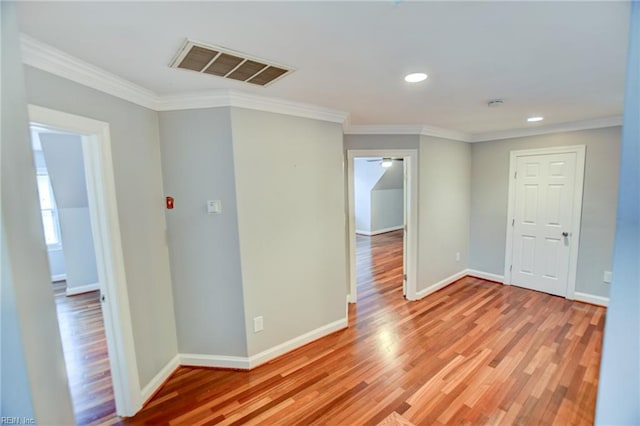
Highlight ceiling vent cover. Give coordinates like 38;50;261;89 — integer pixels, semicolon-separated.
170;40;293;87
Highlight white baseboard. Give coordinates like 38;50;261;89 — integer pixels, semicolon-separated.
346;295;350;318
466;269;504;283
180;353;251;370
140;354;180;403
66;282;100;296
51;274;67;282
356;225;403;236
573;292;609;307
179;317;348;371
414;269;468;300
247;317;347;368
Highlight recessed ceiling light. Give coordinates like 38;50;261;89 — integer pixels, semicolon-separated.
404;73;427;83
381;158;394;168
527;116;544;122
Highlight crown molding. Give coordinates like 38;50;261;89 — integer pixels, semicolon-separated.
153;91;232;111
344;124;472;142
344;124;425;136
20;34;348;124
420;125;472;142
20;34;623;137
20;34;159;110
228;91;348;123
156;90;348;123
471;116;623;142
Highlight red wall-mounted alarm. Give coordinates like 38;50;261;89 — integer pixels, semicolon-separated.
166;196;174;209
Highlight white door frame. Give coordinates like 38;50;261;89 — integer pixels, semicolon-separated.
347;149;419;302
503;145;586;299
28;105;142;416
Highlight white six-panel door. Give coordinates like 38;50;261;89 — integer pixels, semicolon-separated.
508;149;583;297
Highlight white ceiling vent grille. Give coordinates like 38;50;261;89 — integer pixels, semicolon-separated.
170;40;293;87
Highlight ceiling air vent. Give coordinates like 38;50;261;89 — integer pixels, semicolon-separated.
170;40;293;87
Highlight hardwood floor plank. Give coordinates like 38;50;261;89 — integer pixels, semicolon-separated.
53;282;116;425
116;230;604;425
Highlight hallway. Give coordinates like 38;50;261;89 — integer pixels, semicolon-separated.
124;231;604;425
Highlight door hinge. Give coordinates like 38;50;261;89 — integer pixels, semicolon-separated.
510;265;513;272
512;218;515;226
514;171;517;179
403;274;407;281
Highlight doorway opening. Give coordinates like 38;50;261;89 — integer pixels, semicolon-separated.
28;105;142;419
31;125;110;423
347;149;418;303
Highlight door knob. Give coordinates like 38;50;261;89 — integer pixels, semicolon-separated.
562;232;569;237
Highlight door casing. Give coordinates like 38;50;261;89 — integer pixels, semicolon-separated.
503;145;586;299
347;149;418;302
29;105;142;416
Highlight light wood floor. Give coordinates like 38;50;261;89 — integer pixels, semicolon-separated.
53;282;116;425
122;230;605;425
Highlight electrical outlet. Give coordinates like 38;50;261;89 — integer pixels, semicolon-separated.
253;316;264;333
456;252;460;262
603;271;612;284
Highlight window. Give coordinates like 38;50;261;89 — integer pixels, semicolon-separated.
36;173;62;247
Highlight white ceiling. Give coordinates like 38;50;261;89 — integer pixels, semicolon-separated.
16;1;630;135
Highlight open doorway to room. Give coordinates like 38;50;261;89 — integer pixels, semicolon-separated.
28;105;142;422
31;124;115;424
353;157;405;301
347;149;418;304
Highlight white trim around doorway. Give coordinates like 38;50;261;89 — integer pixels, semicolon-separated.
503;145;586;300
347;149;419;302
28;105;142;417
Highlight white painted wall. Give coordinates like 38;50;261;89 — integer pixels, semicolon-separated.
230;107;348;357
24;66;178;389
40;133;99;293
0;3;74;421
158;107;248;357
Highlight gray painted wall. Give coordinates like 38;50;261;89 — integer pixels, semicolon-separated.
40;133;99;291
345;134;470;293
39;133;88;207
354;158;385;233
418;136;471;290
1;3;74;421
345;134;420;151
469;127;620;297
231;108;348;356
24;66;178;388
371;164;404;232
158;108;248;357
596;3;639;421
373;162;403;190
371;189;404;232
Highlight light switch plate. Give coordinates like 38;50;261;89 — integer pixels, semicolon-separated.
253;316;264;333
207;200;222;214
603;271;612;284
